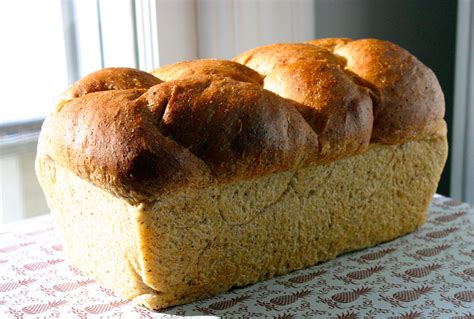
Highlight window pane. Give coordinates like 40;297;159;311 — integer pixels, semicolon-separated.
0;0;67;125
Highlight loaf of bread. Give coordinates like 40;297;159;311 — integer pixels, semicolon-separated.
36;38;448;310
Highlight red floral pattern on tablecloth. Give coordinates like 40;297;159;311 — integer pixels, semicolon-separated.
0;195;473;318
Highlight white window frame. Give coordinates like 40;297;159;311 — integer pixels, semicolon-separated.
451;0;474;203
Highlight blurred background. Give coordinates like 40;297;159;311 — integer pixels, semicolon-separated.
0;0;472;223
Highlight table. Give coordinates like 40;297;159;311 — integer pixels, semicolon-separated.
1;195;473;318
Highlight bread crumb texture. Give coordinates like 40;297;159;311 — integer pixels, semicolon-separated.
37;138;447;309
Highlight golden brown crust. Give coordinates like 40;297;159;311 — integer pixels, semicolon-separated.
234;42;374;161
62;67;162;99
152;76;319;182
306;38;352;51
309;38;445;143
233;43;345;75
38;74;318;203
263;60;373;162
38;89;214;203
150;59;263;85
37;38;446;203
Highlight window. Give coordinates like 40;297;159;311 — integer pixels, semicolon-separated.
0;0;67;125
1;0;69;223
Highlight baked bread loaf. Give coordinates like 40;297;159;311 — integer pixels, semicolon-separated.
36;38;448;309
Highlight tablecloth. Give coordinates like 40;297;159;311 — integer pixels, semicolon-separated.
1;195;473;318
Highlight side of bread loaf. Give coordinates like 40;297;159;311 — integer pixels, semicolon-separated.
36;38;448;309
37;137;447;309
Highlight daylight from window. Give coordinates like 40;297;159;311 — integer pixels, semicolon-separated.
0;0;67;125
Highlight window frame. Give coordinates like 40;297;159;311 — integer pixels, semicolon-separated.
451;0;474;203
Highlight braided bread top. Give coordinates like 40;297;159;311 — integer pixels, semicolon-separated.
37;38;446;204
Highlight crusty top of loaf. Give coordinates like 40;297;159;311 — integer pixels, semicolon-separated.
37;38;446;204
